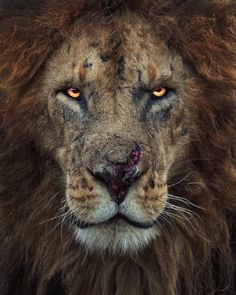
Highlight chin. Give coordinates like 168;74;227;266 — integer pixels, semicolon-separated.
73;220;158;255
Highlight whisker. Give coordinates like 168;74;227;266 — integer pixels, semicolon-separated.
144;194;203;233
168;193;205;210
166;203;195;216
167;172;192;188
170;157;211;168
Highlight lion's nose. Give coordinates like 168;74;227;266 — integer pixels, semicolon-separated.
92;145;142;204
94;164;140;204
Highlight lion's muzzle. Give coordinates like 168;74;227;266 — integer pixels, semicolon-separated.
65;134;166;253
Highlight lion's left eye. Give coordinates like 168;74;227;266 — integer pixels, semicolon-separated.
65;88;81;100
152;87;168;98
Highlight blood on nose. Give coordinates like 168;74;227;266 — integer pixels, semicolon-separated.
104;144;143;204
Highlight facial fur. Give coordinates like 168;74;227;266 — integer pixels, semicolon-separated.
38;13;191;254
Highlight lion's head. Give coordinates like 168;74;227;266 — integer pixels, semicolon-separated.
0;1;235;294
40;13;191;253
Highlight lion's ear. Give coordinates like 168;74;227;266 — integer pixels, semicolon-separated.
174;1;236;85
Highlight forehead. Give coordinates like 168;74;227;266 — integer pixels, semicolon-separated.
47;12;184;88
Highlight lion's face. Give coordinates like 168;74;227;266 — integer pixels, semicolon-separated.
41;13;191;254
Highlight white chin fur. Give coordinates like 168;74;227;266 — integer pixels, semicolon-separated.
73;220;158;254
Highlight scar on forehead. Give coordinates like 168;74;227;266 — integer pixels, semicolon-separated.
116;56;125;80
84;59;93;69
67;44;72;54
101;55;110;63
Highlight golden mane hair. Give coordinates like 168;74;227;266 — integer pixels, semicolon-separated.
0;1;235;294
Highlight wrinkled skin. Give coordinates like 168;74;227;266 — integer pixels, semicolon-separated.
40;13;190;253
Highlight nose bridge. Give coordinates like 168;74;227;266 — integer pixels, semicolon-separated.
91;114;138;156
97;117;132;137
95;86;134;118
90;102;151;162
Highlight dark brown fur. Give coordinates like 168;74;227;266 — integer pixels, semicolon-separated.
0;1;236;294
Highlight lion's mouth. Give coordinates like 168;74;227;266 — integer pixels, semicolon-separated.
74;214;154;229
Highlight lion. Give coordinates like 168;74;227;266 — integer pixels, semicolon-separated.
0;0;235;294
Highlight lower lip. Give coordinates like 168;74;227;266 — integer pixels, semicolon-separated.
74;214;154;230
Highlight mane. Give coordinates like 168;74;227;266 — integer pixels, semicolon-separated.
0;1;236;294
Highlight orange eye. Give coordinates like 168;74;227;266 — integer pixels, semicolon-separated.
152;87;167;98
66;88;81;99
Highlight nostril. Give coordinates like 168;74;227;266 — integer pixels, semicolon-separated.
90;144;143;204
92;164;140;204
93;171;106;183
92;165;116;184
122;166;140;184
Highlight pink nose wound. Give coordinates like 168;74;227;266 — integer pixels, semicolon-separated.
108;144;143;204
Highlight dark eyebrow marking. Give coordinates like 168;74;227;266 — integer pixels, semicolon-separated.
147;65;156;84
79;67;86;82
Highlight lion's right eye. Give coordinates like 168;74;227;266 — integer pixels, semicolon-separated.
152;87;167;98
64;88;81;100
